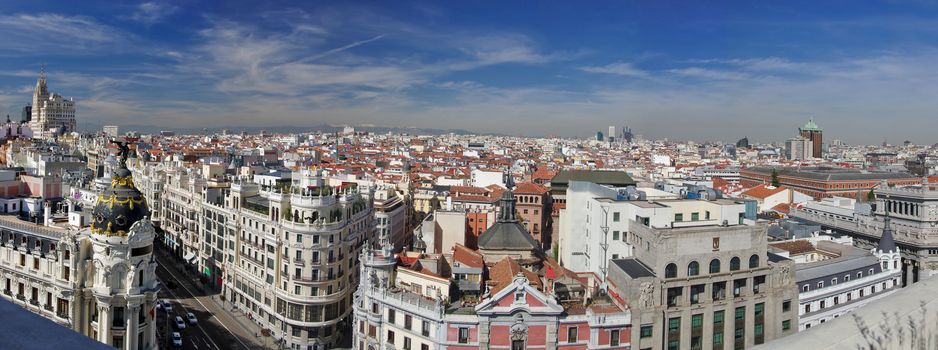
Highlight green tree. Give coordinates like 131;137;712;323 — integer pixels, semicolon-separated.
867;189;875;202
771;169;780;187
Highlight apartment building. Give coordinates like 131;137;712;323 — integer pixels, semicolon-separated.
559;180;748;281
607;223;798;350
152;165;377;349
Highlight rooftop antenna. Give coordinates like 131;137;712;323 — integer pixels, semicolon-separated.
39;63;45;80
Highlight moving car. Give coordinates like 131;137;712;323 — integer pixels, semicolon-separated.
171;332;183;347
174;316;186;329
162;301;173;312
186;312;197;325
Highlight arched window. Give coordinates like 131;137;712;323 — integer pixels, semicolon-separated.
709;259;721;274
831;278;837;286
857;272;863;279
802;284;809;292
749;254;760;269
730;257;741;271
688;261;699;276
665;263;677;278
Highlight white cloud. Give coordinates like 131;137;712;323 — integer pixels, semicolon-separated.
127;1;179;25
579;62;649;78
0;14;128;54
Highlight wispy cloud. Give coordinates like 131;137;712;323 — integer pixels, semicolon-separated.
127;1;178;25
0;14;128;54
579;62;649;78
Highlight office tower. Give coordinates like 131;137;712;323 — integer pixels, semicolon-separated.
30;68;77;139
798;119;823;158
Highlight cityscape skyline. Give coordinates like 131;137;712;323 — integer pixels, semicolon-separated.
2;1;938;143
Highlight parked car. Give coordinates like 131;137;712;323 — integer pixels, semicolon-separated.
155;300;162;310
174;316;186;330
186;312;197;325
171;332;183;347
163;301;173;312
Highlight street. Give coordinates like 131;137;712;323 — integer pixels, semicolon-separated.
154;252;269;350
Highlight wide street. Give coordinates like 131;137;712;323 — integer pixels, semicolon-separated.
154;252;271;350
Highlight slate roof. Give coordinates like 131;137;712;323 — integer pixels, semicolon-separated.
0;298;112;350
477;221;540;250
745;166;916;181
610;258;656;278
550;170;636;188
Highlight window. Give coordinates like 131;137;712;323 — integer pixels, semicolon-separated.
610;329;620;346
405;315;412;330
735;307;745;320
730;257;740;271
667;287;683;307
613;212;620;222
612;231;620;240
688;261;700;276
714;331;724;346
387;330;395;343
817;281;824;289
422;321;430;336
675;213;684;222
713;281;726;301
691;284;705;304
754;303;764;317
802;285;809;292
669;340;680;350
640;324;653;338
831;278;838;286
567;326;578;343
665;263;677;278
710;259;721;273
458;327;469;344
805;304;811;313
422;344;429;350
714;310;725;324
782;300;791;312
857;272;863;279
844;274;850;282
754;323;764;336
388;309;395;323
692;314;703;329
669;317;681;332
706;211;711;220
782;320;791;331
691;212;700;221
403;337;412;350
749;254;759;268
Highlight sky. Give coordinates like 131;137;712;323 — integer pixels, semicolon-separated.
1;1;937;144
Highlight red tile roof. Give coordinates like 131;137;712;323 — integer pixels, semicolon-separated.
742;184;787;199
452;244;484;269
489;257;542;294
513;182;548;195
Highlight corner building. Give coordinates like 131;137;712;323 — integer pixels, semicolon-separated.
607;223;798;350
0;146;160;349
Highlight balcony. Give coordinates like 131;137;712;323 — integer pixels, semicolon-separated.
294;258;305;267
44;304;53;312
29;299;39;307
2;289;10;296
16;294;25;301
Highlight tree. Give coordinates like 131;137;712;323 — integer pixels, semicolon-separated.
771;169;780;187
867;188;876;202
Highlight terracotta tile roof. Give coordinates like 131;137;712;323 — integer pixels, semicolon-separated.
742;184;787;199
488;257;543;294
769;240;815;255
513;182;548;195
771;203;791;214
452;244;484;269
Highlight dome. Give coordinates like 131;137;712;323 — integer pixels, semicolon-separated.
90;142;149;237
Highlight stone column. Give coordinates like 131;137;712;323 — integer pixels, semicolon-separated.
905;260;915;287
126;304;138;350
97;302;110;344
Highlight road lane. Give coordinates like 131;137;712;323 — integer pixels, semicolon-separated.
155;254;256;350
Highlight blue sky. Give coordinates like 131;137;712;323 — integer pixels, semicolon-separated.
1;1;937;143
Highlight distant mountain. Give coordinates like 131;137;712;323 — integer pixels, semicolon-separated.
78;122;483;136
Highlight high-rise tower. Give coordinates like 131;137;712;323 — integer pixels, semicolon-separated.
799;118;823;158
29;66;77;139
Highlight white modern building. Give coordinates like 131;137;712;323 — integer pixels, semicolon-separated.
558;180;748;281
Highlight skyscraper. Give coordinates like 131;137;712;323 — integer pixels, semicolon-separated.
608;125;616;142
30;67;76;139
798;118;823;158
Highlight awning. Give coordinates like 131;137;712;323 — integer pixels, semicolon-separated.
183;252;196;263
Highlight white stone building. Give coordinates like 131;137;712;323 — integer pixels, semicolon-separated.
30;70;76;139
